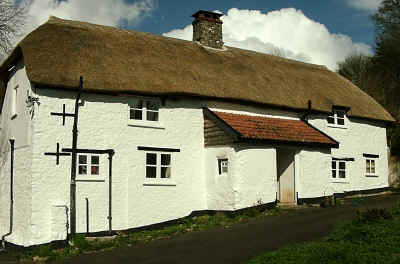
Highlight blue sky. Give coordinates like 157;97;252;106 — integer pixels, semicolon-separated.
136;0;377;47
24;0;382;70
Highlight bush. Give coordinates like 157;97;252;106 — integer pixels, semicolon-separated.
356;208;392;222
71;234;91;252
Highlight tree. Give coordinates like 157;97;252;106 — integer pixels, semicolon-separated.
337;54;372;90
0;0;29;59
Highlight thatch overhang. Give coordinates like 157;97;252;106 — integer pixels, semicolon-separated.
0;16;395;123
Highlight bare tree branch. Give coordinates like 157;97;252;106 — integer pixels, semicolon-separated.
0;0;30;59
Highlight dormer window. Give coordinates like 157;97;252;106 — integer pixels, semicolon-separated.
327;106;349;127
327;110;345;126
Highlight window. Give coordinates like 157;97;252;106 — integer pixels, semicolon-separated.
78;154;100;175
11;85;18;119
364;154;379;176
146;153;171;179
218;158;229;175
332;159;346;179
327;110;345;126
129;99;159;122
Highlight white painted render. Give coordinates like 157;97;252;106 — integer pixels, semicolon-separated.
0;60;390;246
0;60;34;246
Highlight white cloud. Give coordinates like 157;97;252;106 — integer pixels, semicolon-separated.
347;0;382;11
25;0;155;33
163;8;372;71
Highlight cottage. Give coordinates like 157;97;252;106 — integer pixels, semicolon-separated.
0;10;394;247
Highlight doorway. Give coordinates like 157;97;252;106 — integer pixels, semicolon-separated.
277;148;296;204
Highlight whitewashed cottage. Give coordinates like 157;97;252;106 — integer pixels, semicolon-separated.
0;11;395;247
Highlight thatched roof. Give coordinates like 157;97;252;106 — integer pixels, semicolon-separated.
0;16;394;122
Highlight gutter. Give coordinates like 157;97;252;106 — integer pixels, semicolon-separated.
1;139;15;249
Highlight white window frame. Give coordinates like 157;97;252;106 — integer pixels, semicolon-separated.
78;154;100;176
11;84;18;119
327;109;347;128
145;152;173;181
128;97;160;124
365;157;378;177
331;159;348;182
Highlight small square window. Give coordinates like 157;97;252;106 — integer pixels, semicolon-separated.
366;158;377;175
332;159;346;180
129;99;159;122
145;152;173;179
78;155;100;176
218;159;229;175
328;110;346;126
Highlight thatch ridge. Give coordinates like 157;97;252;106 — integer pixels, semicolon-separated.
0;16;394;122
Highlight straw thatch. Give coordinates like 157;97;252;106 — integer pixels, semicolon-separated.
0;16;394;122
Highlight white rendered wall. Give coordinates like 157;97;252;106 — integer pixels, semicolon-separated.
234;145;277;208
0;60;34;246
29;89;209;245
300;115;389;197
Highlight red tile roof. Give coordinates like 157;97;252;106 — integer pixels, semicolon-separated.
213;111;338;147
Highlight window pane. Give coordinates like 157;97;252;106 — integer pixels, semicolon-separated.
339;170;346;178
146;166;157;178
146;101;159;111
146;111;159;121
91;166;99;175
337;118;345;125
339;162;345;170
161;154;171;166
366;160;371;173
91;156;99;165
130;109;142;120
161;167;171;178
336;111;345;118
327;116;335;124
371;160;375;173
79;165;87;175
146;153;157;165
79;155;87;165
222;165;228;173
331;161;336;169
332;170;336;178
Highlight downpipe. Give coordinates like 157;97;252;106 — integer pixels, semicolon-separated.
1;139;15;249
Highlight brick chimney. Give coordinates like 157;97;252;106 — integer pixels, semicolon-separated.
192;10;224;49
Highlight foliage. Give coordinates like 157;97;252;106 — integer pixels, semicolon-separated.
247;203;400;264
337;0;400;149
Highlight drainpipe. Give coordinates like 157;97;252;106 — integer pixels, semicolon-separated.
108;151;114;235
1;139;15;249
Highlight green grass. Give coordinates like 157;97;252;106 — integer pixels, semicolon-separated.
246;204;400;264
2;205;282;262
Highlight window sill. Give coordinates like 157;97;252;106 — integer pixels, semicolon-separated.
76;176;105;182
127;120;165;130
366;174;379;177
332;180;349;184
327;124;348;129
143;180;176;186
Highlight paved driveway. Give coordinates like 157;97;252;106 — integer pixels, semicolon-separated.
58;194;400;264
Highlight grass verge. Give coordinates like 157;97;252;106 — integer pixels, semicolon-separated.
246;203;400;264
1;205;283;262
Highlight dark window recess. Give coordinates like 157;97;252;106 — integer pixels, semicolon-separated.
91;155;99;175
161;154;171;178
218;158;228;175
78;155;87;175
146;153;157;178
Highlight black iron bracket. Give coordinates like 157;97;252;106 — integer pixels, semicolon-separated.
44;143;71;165
51;104;76;126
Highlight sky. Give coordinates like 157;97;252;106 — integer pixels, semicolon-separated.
20;0;383;71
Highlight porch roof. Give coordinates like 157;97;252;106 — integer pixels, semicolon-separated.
208;110;339;148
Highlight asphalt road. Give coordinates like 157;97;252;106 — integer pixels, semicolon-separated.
57;193;400;264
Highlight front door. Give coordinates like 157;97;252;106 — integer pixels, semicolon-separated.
277;149;296;204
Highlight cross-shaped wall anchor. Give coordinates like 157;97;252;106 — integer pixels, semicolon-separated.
51;104;76;126
44;143;71;165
